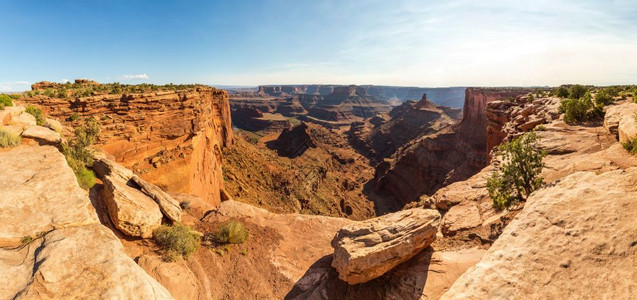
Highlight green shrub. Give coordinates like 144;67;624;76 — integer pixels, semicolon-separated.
21;235;33;244
622;137;637;154
0;129;21;148
0;94;13;108
554;86;569;98
69;112;80;121
559;92;604;124
25;105;45;126
209;220;249;244
153;223;200;260
594;89;613;106
568;84;588;99
61;118;101;189
487;132;547;210
0;103;4;110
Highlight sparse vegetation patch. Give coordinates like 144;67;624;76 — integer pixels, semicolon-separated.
0;128;21;148
207;220;249;244
25;105;45;126
487;132;547;210
0;94;13;109
61;118;100;189
153;223;201;261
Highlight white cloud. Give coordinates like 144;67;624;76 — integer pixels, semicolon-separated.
121;74;149;80
0;81;30;92
61;78;70;83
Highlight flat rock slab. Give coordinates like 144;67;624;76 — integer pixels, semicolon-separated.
442;168;637;299
21;125;62;145
6;225;173;299
0;145;98;245
440;203;482;236
331;208;441;284
12;112;37;127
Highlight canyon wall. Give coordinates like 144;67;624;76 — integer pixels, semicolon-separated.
254;85;467;107
24;87;233;207
375;88;532;206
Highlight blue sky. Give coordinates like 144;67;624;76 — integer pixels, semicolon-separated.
1;0;636;91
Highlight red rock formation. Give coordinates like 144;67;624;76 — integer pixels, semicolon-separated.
348;94;462;162
269;123;316;158
23;86;233;207
375;88;532;205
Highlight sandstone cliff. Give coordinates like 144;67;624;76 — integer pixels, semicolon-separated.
23;86;233;207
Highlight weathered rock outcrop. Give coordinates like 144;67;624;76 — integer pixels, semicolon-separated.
486;97;560;153
20;125;61;145
442;168;637;299
0;144;173;299
93;156;182;237
604;102;637;143
330;208;441;284
23;86;233;207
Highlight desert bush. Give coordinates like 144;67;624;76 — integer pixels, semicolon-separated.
0;128;21;148
559;92;604;124
487;132;547;210
179;200;191;210
153;223;200;260
61;118;100;189
0;94;13;108
622;139;637;154
25;105;45;126
209;220;249;244
554;86;569;98
568;84;588;99
21;235;34;244
594;89;614;106
0;103;4;110
69;112;79;121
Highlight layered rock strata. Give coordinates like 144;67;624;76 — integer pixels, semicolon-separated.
23;86;233;207
330;208;441;284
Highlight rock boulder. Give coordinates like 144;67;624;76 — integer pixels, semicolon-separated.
21;125;62;145
331;208;441;284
